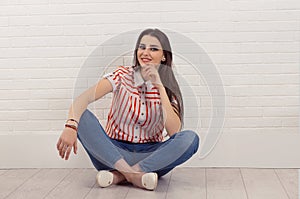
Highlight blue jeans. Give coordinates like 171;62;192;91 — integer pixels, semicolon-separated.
77;109;200;177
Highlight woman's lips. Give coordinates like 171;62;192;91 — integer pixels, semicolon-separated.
141;58;151;63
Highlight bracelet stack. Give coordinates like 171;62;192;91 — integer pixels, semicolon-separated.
65;118;79;132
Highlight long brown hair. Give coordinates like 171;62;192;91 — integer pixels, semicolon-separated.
133;28;184;125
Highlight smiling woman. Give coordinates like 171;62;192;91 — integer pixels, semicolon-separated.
137;35;164;66
133;29;184;123
56;28;199;191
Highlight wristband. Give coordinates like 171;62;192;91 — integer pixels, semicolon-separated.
66;118;79;126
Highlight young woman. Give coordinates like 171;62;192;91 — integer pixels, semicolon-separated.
56;28;199;191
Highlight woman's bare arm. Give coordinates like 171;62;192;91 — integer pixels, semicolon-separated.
156;85;181;137
56;78;112;160
68;78;113;122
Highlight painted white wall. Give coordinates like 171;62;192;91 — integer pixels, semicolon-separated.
0;0;299;168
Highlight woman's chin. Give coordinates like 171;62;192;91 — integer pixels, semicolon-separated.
142;63;160;67
140;62;151;67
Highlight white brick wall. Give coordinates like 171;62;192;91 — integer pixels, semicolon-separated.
0;0;299;167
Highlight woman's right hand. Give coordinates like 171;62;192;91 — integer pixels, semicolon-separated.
56;128;78;160
56;77;113;160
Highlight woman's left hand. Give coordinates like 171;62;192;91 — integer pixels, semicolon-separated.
142;65;163;87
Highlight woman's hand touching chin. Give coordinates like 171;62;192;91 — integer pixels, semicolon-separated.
141;64;163;87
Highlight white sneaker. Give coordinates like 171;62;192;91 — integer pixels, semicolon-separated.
141;172;158;191
96;170;114;188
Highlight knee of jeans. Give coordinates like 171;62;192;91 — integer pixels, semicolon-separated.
77;109;93;136
78;109;92;124
179;130;200;153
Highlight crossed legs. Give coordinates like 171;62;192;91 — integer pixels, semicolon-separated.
77;109;199;190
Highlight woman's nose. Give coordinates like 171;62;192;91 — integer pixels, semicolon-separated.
143;47;150;53
141;47;151;55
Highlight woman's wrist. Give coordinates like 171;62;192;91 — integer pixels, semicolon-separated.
65;124;78;132
66;118;79;126
65;118;79;133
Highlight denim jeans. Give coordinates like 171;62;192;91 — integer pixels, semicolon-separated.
77;109;200;177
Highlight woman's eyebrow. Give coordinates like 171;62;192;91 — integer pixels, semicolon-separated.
149;44;161;48
139;43;160;48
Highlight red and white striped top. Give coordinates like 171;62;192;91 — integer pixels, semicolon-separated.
103;66;165;143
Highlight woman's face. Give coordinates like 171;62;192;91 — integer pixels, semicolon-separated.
137;35;164;68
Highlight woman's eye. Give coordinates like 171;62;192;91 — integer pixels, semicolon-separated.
150;47;159;51
138;44;146;50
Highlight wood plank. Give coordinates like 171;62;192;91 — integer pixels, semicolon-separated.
124;172;172;199
5;169;71;199
0;169;40;198
206;168;248;199
44;168;97;199
84;175;130;199
275;169;298;199
166;167;206;199
241;168;289;199
85;185;130;199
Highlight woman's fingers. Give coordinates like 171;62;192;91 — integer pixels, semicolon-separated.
145;69;156;78
56;138;62;150
58;140;64;150
73;141;78;155
145;70;159;82
65;146;72;160
59;145;65;158
142;65;161;84
61;145;69;159
58;141;67;158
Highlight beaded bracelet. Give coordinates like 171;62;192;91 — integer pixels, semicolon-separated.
66;118;79;126
65;124;78;132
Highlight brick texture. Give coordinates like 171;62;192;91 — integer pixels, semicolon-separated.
0;0;299;137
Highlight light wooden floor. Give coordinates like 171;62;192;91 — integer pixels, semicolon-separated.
0;168;298;199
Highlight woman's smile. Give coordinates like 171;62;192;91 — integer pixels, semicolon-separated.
141;57;152;64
